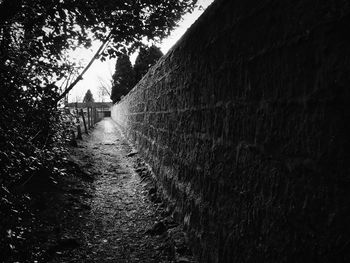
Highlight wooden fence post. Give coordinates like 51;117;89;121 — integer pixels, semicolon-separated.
91;107;93;126
89;107;92;129
92;107;95;125
87;107;90;128
76;124;82;139
80;109;88;134
94;108;97;124
75;108;82;140
90;107;93;126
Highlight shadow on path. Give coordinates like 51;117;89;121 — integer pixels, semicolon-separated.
48;118;195;263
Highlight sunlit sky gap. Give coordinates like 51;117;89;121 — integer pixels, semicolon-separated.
67;0;214;102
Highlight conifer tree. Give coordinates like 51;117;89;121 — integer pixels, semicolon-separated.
110;55;135;103
83;89;95;103
134;45;163;83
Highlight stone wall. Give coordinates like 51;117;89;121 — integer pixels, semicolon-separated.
112;0;350;262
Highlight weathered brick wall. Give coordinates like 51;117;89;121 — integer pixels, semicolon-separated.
112;0;350;262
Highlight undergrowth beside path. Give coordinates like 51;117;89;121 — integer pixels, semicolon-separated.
1;118;195;263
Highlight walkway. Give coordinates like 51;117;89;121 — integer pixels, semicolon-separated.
48;118;193;262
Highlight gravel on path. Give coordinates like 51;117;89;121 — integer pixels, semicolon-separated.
48;117;195;263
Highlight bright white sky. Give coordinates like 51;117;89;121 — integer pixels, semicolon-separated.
66;0;214;102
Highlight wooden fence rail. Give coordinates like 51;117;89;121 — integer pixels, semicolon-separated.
71;106;103;142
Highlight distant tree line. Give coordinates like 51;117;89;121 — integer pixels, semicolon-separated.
110;45;163;103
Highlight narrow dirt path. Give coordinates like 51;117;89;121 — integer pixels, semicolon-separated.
48;118;193;263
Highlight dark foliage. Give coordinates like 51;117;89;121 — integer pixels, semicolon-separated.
0;0;198;260
0;0;198;182
0;0;197;60
134;45;163;83
110;54;135;103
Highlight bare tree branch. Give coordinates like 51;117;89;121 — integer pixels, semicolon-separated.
55;31;112;103
97;76;112;96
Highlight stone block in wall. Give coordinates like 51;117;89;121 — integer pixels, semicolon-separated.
112;0;350;262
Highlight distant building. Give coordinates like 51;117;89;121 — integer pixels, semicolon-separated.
65;102;112;118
